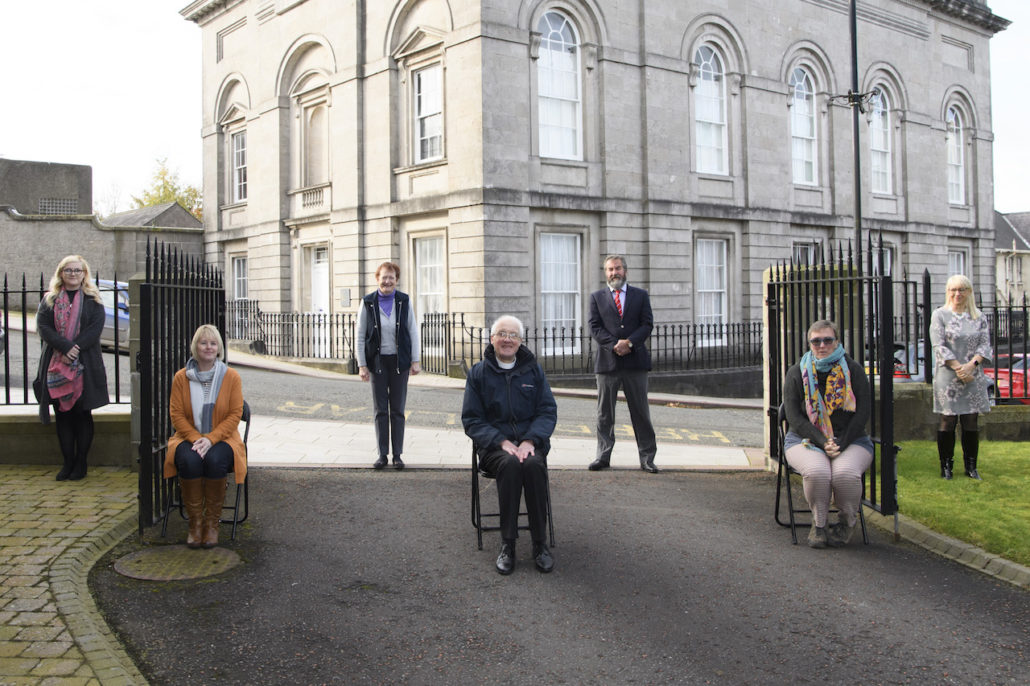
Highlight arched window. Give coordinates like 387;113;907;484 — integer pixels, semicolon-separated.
694;44;727;174
869;88;892;194
946;106;965;204
537;10;582;160
789;67;816;185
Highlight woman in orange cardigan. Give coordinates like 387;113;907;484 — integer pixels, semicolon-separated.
166;325;246;548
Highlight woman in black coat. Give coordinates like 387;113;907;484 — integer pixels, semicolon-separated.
35;255;110;481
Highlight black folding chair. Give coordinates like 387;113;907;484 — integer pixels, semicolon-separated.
161;400;251;541
470;443;555;551
774;403;868;545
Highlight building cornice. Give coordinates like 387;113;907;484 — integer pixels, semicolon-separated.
180;0;246;25
923;0;1010;33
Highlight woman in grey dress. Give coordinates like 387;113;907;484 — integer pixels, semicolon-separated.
930;274;992;480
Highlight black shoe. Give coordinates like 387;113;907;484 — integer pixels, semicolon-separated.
393;456;405;470
966;468;982;480
640;459;659;474
56;461;74;481
496;543;515;575
588;459;610;471
533;542;554;573
373;455;388;470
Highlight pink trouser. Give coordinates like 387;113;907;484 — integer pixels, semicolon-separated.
784;443;873;528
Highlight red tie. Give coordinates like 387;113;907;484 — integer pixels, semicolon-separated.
614;289;623;317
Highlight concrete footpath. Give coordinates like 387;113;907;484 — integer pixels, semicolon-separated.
1;352;1027;685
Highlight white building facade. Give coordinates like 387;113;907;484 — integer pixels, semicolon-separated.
181;0;1009;328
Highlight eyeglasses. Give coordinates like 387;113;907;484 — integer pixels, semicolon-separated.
62;268;84;275
492;331;521;340
809;337;836;347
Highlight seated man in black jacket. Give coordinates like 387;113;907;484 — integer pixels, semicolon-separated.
462;315;558;575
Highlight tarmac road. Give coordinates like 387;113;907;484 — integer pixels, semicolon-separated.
234;366;766;448
90;469;1030;685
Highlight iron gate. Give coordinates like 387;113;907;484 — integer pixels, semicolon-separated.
136;240;225;536
766;243;899;517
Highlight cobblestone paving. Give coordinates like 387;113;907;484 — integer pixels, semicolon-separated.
0;465;145;686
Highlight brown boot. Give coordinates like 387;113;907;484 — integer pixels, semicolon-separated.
180;478;204;548
201;477;227;548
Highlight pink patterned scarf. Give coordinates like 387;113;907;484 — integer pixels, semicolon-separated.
46;289;85;411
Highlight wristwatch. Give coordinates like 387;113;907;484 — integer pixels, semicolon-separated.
627;341;634;349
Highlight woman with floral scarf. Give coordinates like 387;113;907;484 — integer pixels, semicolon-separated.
35;255;110;481
165;325;246;548
782;320;873;548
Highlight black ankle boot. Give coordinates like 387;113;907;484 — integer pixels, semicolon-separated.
961;430;982;480
936;431;955;480
56;457;74;481
68;454;88;481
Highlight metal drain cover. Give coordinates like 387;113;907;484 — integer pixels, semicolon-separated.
114;545;242;580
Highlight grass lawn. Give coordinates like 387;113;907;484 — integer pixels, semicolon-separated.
894;440;1030;567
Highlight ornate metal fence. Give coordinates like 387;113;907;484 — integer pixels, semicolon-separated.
136;240;225;536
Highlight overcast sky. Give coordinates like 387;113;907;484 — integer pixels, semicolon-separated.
0;0;1026;214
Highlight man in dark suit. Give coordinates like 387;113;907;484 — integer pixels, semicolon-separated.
587;255;658;473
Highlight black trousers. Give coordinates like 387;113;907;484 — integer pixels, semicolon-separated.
479;447;548;543
370;355;410;457
174;441;234;479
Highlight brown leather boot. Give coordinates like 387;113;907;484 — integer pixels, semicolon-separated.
180;478;204;548
201;477;227;548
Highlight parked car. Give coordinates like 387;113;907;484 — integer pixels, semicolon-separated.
892;341;929;383
98;279;129;350
987;354;1029;405
863;341;928;383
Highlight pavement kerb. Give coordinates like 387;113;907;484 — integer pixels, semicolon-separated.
48;510;147;685
864;509;1030;590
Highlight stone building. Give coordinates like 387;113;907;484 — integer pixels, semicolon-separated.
994;211;1030;305
181;0;1009;329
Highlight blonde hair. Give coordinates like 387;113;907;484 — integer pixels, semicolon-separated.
944;274;981;319
190;324;225;361
45;255;103;307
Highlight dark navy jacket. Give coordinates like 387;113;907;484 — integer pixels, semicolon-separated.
461;344;557;458
361;290;413;374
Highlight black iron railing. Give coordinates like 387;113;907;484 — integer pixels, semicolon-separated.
227;304;762;377
421;314;762;376
766;241;898;517
137;240;225;536
225;299;356;360
1;272;129;405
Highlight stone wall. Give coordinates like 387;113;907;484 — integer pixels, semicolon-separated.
0;207;204;305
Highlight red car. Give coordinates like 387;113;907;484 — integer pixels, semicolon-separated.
988;354;1030;405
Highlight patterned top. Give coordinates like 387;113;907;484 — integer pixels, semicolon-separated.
929;307;993;415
